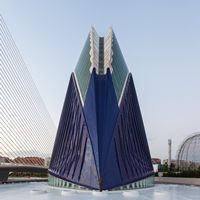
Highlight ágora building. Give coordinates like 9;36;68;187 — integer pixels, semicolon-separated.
48;28;154;191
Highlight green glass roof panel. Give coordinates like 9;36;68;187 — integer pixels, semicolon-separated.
111;33;129;101
75;35;91;102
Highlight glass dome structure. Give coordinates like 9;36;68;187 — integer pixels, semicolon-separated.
177;132;200;170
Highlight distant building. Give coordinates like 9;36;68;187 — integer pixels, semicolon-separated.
13;157;45;166
163;159;177;167
151;158;161;165
44;157;51;167
151;158;161;172
49;28;153;191
177;132;200;170
0;156;13;165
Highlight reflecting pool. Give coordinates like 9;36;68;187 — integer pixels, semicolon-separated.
1;182;200;200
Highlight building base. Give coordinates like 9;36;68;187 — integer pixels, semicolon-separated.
48;174;154;191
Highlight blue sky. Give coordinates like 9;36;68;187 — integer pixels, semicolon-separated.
1;0;200;160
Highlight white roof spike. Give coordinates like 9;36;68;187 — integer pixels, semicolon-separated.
89;28;114;75
91;26;99;36
109;26;113;32
89;26;99;74
104;28;113;74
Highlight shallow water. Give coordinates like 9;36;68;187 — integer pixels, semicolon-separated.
0;182;200;200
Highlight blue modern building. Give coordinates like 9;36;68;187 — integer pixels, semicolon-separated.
48;28;153;191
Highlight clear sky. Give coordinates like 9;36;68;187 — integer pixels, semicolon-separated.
1;0;200;161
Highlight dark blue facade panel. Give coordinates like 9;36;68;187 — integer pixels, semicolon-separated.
114;74;153;185
79;138;99;188
84;69;121;189
83;70;100;176
49;71;153;190
49;73;99;189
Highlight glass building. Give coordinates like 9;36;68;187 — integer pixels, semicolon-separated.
177;132;200;170
49;28;153;191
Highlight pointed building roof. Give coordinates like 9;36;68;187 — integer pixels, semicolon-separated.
74;28;129;103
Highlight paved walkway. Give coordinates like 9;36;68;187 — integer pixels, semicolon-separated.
155;177;200;186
